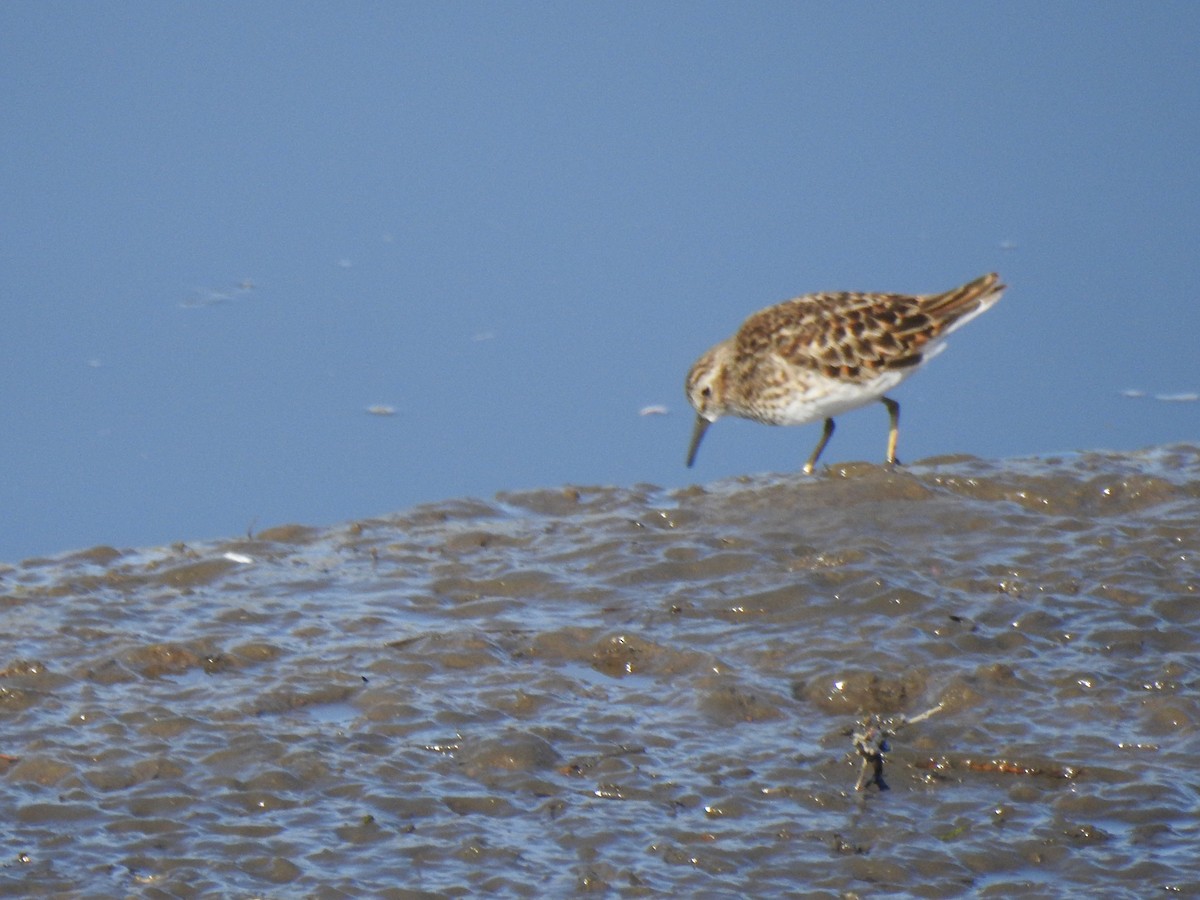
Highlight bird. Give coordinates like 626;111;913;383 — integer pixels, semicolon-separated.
684;272;1005;473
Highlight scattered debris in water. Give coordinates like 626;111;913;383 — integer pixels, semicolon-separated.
850;703;944;791
1154;392;1199;403
1120;389;1198;402
179;279;257;308
913;756;1082;780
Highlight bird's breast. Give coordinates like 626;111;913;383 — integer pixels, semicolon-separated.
735;367;910;426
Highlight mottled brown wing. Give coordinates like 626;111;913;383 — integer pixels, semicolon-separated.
734;291;933;385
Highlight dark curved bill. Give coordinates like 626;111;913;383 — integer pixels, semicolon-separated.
685;415;710;468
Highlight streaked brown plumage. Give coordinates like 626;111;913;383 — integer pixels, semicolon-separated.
685;272;1005;472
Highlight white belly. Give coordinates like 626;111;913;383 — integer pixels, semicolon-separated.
765;368;910;426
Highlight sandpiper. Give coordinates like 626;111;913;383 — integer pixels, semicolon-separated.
685;272;1005;473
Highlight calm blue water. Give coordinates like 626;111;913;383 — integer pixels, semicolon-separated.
3;4;1199;562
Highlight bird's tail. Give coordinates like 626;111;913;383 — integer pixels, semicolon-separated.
921;272;1006;335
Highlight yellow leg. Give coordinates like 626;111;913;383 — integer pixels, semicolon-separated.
881;396;900;466
803;418;835;474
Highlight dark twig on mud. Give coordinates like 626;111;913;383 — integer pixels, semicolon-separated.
849;704;1083;791
851;703;944;792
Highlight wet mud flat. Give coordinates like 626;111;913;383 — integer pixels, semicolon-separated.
1;445;1198;897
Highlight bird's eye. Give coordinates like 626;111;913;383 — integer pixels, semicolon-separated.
701;386;712;398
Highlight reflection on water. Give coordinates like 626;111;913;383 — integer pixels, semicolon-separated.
2;446;1198;896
